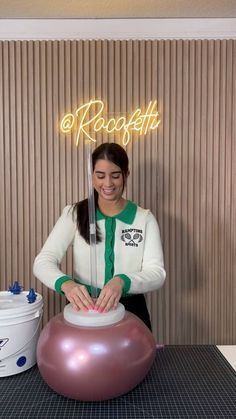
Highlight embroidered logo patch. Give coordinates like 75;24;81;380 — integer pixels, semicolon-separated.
121;229;143;247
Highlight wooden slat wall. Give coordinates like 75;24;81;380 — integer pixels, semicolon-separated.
0;40;235;344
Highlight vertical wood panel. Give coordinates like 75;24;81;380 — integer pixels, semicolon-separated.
3;42;12;286
0;40;235;344
232;40;236;345
0;42;5;289
188;40;195;343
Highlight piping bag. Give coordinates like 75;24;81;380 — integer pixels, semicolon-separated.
86;141;98;300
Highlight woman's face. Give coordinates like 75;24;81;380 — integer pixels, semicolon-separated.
93;159;126;203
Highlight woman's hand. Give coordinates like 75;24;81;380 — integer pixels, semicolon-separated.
94;277;124;312
61;280;95;312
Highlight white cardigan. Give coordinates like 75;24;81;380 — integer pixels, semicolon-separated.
33;201;166;296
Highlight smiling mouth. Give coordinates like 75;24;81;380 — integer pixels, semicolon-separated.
102;188;115;194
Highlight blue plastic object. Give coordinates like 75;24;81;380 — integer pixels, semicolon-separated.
8;281;23;294
16;356;27;367
27;288;37;303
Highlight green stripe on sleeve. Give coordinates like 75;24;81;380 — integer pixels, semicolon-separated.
55;275;73;295
115;274;131;295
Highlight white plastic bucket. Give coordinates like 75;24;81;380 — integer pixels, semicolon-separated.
0;290;43;377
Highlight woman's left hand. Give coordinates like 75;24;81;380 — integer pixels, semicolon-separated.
94;277;124;312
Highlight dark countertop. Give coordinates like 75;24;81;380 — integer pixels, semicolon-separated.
1;346;236;419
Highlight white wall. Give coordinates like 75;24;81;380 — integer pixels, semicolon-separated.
0;18;235;40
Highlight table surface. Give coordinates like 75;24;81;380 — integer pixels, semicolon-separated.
1;345;236;419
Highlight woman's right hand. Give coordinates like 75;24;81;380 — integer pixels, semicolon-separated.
61;280;95;312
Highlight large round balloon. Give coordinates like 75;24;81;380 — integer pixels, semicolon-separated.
37;306;156;401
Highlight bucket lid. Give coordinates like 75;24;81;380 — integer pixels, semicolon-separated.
0;291;43;318
64;303;125;327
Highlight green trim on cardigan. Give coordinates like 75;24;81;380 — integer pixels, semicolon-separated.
104;217;116;284
115;274;131;295
96;200;137;224
55;275;73;295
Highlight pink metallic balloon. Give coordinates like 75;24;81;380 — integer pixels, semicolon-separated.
37;311;156;401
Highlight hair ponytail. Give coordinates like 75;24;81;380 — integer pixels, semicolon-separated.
73;190;102;244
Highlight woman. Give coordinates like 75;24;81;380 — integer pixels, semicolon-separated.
33;142;166;330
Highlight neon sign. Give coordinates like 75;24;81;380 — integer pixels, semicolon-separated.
60;100;161;146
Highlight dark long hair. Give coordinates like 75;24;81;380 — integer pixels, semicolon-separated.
73;142;129;243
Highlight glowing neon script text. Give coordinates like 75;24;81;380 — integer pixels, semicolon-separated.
60;100;160;146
